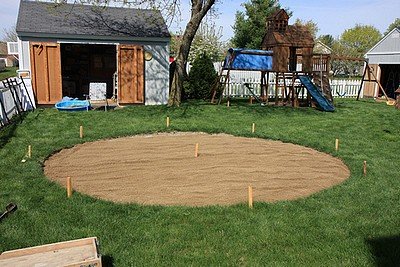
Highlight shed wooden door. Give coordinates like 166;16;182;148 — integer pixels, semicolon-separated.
30;42;62;104
363;64;380;98
118;45;144;104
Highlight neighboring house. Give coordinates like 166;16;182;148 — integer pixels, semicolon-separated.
0;42;18;68
16;0;170;105
364;27;400;99
313;41;332;56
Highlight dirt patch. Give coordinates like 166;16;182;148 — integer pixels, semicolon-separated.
44;132;350;206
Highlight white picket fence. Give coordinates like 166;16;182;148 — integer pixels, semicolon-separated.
214;67;361;98
330;79;362;98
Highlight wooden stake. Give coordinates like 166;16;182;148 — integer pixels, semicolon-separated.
248;186;253;209
166;116;170;127
28;145;32;158
335;138;339;151
79;125;83;139
195;143;199;158
67;177;72;198
252;123;255;133
249;96;253;104
363;161;367;176
227;100;230;107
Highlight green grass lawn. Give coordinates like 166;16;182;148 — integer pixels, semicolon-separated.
0;67;18;81
0;99;399;266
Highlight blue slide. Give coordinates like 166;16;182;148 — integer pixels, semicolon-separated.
298;76;335;112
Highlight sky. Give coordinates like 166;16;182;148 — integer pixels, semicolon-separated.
1;0;400;42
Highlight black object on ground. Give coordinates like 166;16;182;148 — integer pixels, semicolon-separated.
0;203;17;222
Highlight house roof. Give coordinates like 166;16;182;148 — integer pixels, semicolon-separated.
313;41;332;55
16;0;170;40
262;25;314;48
365;27;400;56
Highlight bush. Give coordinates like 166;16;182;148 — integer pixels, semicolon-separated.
184;53;218;100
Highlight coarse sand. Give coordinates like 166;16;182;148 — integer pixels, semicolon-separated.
44;132;350;206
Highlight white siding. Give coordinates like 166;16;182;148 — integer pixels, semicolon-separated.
18;39;31;72
144;44;169;105
368;54;400;64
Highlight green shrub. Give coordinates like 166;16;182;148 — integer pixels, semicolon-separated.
185;53;218;100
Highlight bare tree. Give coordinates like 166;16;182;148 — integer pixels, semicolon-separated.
294;18;319;39
1;25;18;42
167;0;216;106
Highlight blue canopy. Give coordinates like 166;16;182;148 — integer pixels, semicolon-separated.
223;48;273;71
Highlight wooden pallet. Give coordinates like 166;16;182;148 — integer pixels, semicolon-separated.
0;237;101;267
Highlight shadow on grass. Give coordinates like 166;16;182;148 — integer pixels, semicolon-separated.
0;113;27;149
102;255;114;267
366;235;400;267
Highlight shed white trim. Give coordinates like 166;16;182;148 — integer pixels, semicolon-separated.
367;51;400;55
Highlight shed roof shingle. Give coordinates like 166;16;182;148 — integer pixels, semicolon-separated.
16;0;170;39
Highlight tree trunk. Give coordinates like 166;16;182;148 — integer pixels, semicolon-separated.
168;0;215;106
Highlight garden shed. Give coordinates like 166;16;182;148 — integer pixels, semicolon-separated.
364;28;400;99
16;0;170;105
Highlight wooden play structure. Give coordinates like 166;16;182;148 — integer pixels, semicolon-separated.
211;9;334;111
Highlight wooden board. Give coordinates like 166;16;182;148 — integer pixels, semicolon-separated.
118;44;144;104
363;63;380;98
30;42;62;104
0;237;101;267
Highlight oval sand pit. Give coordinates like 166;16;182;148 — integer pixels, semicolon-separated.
44;132;350;206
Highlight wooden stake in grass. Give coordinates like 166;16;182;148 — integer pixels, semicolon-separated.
248;186;253;209
79;125;83;139
363;161;367;176
335;138;339;151
249;96;253;104
28;145;32;158
166;116;170;127
227;100;230;107
67;177;72;198
252;123;255;133
195;143;199;158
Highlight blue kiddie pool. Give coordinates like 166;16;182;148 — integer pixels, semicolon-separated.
55;97;90;111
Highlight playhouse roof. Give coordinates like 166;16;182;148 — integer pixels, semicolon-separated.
262;25;314;48
16;0;170;40
267;9;289;21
